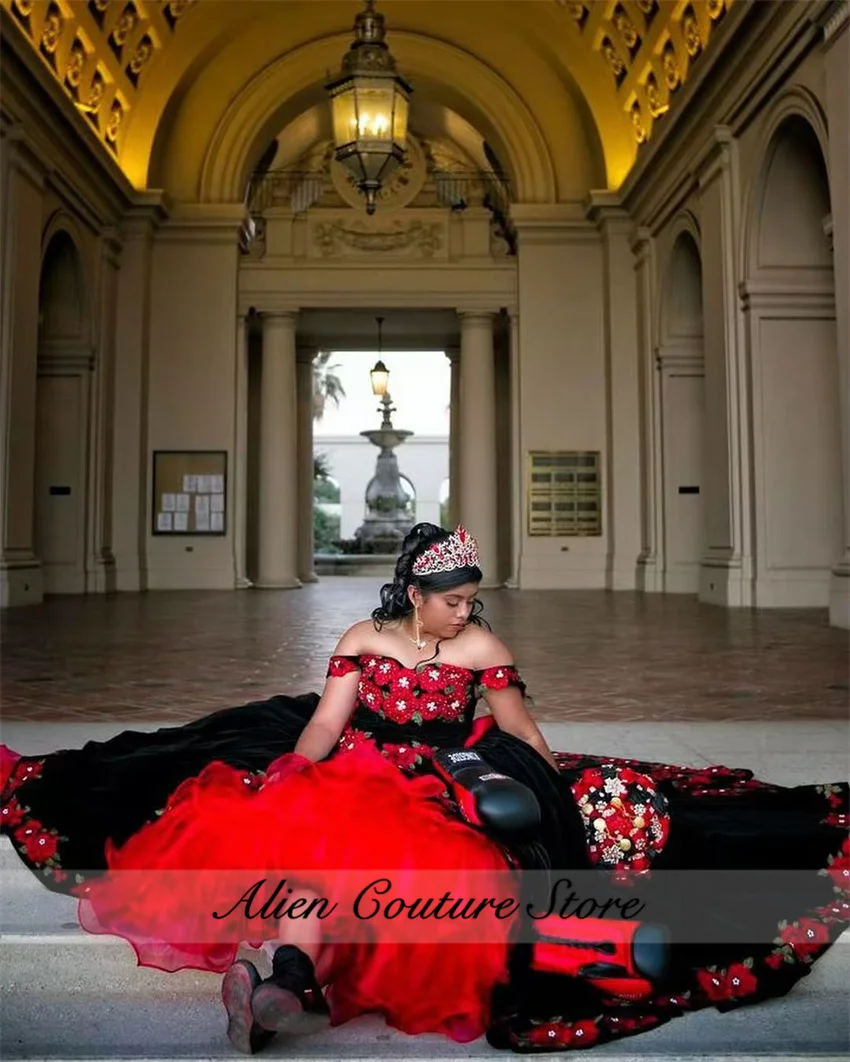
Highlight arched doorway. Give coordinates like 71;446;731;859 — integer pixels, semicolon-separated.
657;228;705;592
34;229;90;595
743;115;841;607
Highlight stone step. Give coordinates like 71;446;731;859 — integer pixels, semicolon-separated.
1;931;848;1060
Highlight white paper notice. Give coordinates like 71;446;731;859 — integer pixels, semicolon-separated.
210;511;224;533
173;512;189;532
161;493;176;512
210;494;224;513
195;495;210;514
195;511;211;532
196;475;210;494
157;512;173;532
183;475;197;493
210;474;224;494
176;494;190;512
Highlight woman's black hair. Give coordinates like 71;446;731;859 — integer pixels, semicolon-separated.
371;523;488;630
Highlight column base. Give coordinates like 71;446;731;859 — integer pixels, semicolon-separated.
829;559;850;629
699;553;755;608
236;576;254;589
86;550;117;594
635;552;663;593
0;552;43;607
253;576;303;590
606;554;639;591
299;570;320;584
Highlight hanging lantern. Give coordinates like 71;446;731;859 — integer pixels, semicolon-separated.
326;0;412;215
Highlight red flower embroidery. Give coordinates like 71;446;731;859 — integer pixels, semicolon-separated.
382;743;427;771
417;665;452;693
0;799;27;828
14;821;60;864
724;962;758;997
6;759;44;793
780;918;831;957
327;655;360;678
825;839;850;892
478;665;519;691
370;658;403;685
419;692;449;721
696;968;732;1002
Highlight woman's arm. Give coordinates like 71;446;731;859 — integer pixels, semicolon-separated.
475;634;559;772
293;628;362;762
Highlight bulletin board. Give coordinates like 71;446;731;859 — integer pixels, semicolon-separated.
152;451;227;536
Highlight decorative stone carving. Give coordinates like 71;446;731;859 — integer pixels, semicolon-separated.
105;100;124;143
312;218;445;259
631;102;647;144
13;0;35;17
613;5;640;50
111;6;137;50
65;39;87;89
662;43;681;90
682;8;702;57
645;73;667;117
41;9;63;54
128;36;154;78
601;37;627;82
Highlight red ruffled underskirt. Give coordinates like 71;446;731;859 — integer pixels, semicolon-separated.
76;746;516;1043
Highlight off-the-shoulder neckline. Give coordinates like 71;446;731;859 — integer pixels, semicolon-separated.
333;652;517;675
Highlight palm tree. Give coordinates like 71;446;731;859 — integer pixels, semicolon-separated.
313;350;346;421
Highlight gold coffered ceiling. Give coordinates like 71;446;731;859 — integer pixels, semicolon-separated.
2;0;734;199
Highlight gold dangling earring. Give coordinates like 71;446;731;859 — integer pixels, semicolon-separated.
414;606;426;650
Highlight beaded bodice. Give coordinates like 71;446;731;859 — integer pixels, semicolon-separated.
327;654;524;773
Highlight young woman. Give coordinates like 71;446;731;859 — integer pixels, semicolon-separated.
2;524;847;1055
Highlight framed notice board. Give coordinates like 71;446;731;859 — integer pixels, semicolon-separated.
152;451;227;536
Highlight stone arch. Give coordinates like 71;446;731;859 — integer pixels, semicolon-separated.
655;219;706;593
39;220;89;345
742;87;831;279
35;223;91;595
741;96;840;607
194;32;557;205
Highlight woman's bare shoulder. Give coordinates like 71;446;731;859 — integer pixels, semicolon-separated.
453;625;515;669
332;619;380;655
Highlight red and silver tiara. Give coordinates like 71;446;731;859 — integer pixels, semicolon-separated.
412;526;481;577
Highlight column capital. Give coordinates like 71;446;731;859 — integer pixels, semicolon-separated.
263;309;299;327
444;347;460;364
457;309;497;324
819;0;849;44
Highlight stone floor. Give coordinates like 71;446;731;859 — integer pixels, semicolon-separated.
0;580;847;724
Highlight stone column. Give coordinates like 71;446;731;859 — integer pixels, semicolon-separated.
507;311;521;588
0;128;44;607
631;227;663;593
296;346;318;583
457;311;498;586
823;1;850;627
588;197;642;591
445;346;460;527
232;312;251;588
696;127;754;607
256;311;301;589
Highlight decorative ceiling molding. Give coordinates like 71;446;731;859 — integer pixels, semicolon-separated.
1;0;196;158
554;0;734;147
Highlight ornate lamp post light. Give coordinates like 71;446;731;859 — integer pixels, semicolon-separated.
326;0;413;215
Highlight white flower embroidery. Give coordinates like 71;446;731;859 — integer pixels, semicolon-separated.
603;777;627;797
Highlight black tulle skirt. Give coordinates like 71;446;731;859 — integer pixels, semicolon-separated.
2;692;847;1053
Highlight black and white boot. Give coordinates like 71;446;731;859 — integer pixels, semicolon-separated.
221;960;275;1055
251;945;331;1037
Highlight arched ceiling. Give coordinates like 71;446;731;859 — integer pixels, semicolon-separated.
2;0;734;202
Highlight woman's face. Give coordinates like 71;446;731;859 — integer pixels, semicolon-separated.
410;582;480;640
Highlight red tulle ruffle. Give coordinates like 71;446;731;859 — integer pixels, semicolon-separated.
76;745;517;1043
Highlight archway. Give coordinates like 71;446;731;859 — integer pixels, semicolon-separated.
744;114;840;606
657;228;705;593
34;228;90;595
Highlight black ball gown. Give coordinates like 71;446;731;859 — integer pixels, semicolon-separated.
1;653;847;1053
